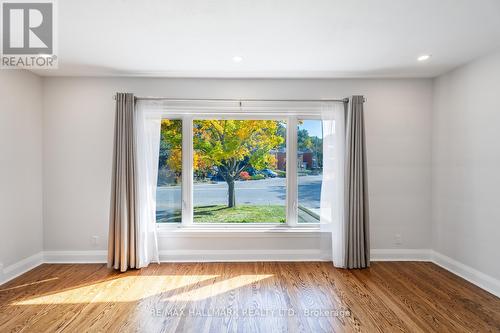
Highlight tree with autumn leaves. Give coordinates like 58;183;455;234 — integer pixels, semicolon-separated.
159;119;182;182
193;120;284;207
159;119;285;208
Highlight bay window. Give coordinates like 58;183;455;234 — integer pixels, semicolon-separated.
154;102;329;228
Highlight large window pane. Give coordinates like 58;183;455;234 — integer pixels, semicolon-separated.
156;119;182;223
297;119;323;223
193;120;286;223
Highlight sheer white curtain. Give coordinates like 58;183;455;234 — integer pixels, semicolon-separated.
320;102;346;268
135;100;161;267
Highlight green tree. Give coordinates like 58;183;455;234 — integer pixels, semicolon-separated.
297;127;323;168
297;128;313;151
310;135;323;168
193;120;284;208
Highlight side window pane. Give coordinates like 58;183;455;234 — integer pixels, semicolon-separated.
297;120;323;223
192;120;287;223
156;119;182;223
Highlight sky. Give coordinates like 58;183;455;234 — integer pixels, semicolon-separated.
299;120;322;138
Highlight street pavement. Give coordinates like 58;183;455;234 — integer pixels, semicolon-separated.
156;175;322;212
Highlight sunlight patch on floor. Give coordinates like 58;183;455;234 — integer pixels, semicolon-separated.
0;278;59;292
13;275;218;305
166;274;273;301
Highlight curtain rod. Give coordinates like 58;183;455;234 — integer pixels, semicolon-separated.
113;96;352;103
137;97;351;103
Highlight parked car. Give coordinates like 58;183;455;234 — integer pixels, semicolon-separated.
210;173;225;182
244;167;257;176
260;168;277;178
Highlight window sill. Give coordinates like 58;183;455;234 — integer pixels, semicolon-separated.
156;224;324;238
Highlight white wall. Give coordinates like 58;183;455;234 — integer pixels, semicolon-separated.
433;50;500;280
0;70;43;268
42;77;433;255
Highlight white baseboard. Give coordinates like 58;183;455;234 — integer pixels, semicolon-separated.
371;248;432;261
43;250;107;263
1;249;499;298
41;249;327;264
0;252;44;285
431;251;500;298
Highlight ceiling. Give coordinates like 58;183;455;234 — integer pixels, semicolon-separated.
33;0;500;78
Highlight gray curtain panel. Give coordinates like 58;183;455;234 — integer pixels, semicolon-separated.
344;96;370;269
108;93;138;272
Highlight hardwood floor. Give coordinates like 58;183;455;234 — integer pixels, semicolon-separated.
0;262;499;332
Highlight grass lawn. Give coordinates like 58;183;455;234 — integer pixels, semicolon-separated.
193;205;286;223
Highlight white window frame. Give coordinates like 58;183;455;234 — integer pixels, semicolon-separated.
156;111;322;230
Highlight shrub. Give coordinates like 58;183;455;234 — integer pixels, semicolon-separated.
276;170;286;178
250;174;265;180
239;171;251;180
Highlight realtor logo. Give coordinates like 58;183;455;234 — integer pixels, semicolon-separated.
1;0;57;68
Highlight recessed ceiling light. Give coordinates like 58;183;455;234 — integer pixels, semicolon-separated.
417;54;432;62
232;56;243;63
